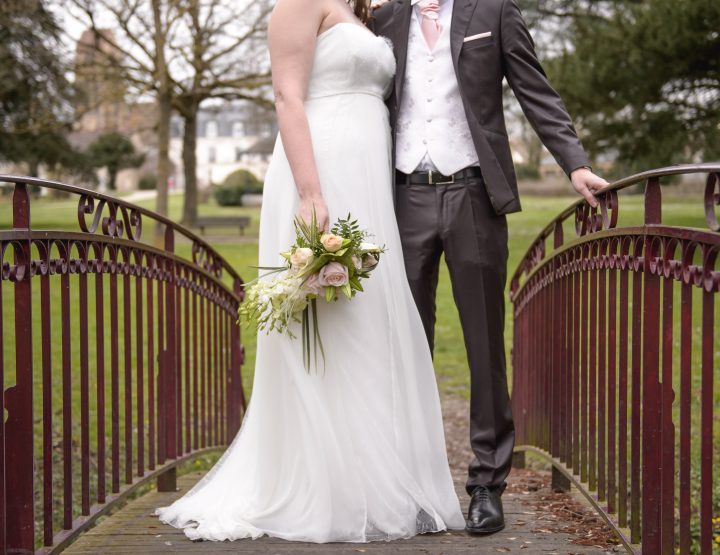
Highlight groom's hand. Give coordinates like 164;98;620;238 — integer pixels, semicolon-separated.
570;167;610;208
371;0;391;10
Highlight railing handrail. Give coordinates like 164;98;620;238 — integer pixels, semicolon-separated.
0;174;244;286
510;163;720;298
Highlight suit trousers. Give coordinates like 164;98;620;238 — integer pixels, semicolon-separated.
395;174;515;493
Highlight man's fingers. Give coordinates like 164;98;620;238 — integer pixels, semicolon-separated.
588;178;610;192
580;185;598;207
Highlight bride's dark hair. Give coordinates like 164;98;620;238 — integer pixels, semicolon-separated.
350;0;372;23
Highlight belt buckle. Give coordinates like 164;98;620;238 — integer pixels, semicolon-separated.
428;170;454;185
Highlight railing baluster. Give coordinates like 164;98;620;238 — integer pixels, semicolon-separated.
597;242;606;501
660;251;675;554
123;253;133;485
193;274;199;450
213;295;220;446
6;183;35;552
607;243;617;514
630;250;642;544
136;256;145;477
176;274;182;455
40;248;53;545
618;242;630;529
61;250;73;529
95;261;106;503
589;244;598;491
572;262;581;474
110;249;120;493
200;285;207;448
699;280;715;554
679;278;692;554
184;271;191;454
158;227;178;492
147;269;156;471
79;250;91;515
642;179;662;553
581;248;589;483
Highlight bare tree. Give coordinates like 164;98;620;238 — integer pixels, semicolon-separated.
68;0;272;227
171;0;272;227
68;0;183;221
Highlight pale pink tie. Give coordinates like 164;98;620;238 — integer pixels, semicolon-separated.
416;0;442;50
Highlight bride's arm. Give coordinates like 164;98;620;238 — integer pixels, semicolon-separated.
268;0;330;230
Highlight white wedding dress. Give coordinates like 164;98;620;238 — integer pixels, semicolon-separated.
156;22;465;543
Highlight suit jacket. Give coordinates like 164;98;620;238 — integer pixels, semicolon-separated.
369;0;590;215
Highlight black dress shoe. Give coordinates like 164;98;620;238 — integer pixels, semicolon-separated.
466;485;505;534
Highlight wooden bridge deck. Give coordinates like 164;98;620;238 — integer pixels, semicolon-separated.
64;399;622;554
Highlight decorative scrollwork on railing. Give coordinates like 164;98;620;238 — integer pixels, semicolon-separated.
78;195;143;241
0;241;28;282
575;189;619;237
191;240;223;278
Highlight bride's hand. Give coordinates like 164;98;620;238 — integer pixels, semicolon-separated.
298;195;329;231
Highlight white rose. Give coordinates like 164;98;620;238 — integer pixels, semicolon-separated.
360;242;381;253
290;247;314;270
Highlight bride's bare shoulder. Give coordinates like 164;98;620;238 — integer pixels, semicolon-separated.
269;0;328;38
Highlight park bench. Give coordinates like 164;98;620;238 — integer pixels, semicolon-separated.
196;215;251;235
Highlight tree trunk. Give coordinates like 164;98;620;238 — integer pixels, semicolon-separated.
108;168;117;190
181;106;199;228
152;0;171;229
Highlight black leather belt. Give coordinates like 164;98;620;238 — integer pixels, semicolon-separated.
396;166;482;185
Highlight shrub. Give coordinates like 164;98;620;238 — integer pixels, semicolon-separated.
515;163;541;180
213;169;263;206
224;169;262;193
138;174;156;190
213;182;244;206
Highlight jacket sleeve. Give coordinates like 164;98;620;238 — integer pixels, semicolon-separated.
500;0;590;176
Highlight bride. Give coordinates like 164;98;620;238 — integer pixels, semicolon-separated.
156;0;465;542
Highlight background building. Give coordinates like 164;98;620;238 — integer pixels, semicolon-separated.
170;102;277;190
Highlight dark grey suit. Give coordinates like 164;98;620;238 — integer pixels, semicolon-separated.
370;0;589;492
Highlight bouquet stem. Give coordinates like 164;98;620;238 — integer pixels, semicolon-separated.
302;299;325;374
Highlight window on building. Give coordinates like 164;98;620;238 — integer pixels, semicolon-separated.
208;146;216;163
232;121;244;138
206;120;218;138
235;147;243;162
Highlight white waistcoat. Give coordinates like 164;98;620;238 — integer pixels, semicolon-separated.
395;3;479;175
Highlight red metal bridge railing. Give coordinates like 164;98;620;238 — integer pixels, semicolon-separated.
0;175;246;554
509;163;720;554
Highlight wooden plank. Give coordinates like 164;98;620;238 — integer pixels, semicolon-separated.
64;471;616;554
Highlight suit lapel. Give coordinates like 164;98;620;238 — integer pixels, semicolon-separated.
450;0;479;70
392;0;413;101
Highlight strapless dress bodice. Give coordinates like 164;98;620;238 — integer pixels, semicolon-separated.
306;22;396;100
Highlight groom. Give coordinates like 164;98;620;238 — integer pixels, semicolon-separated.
370;0;607;535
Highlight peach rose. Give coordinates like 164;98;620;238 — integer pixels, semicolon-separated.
318;261;349;287
320;233;343;253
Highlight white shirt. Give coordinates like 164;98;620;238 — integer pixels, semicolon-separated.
395;0;480;175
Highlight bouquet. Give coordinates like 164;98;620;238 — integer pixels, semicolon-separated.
239;211;384;372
